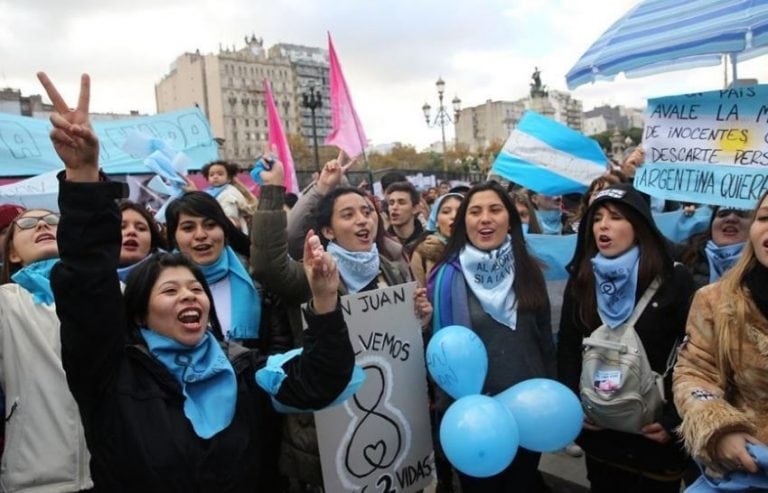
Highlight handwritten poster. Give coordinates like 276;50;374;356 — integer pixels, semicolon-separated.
315;283;434;493
0;107;218;177
637;85;768;208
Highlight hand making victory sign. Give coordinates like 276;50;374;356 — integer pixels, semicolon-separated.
37;72;100;183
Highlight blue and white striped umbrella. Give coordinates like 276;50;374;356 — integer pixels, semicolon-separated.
566;0;768;90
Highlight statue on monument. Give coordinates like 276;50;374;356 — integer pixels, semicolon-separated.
530;67;548;97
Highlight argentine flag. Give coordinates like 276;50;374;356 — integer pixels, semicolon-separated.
492;111;607;195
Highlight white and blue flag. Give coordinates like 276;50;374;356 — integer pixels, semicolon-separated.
492;111;608;195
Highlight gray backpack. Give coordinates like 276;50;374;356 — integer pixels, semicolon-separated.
579;278;675;434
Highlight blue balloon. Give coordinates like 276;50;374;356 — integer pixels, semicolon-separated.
495;378;583;453
426;325;488;399
440;395;519;478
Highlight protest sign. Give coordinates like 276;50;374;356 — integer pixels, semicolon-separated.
0;107;218;177
315;283;434;493
637;85;768;208
491;111;607;195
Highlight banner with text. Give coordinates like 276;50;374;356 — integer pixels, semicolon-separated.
0;107;218;177
315;283;434;493
637;85;768;209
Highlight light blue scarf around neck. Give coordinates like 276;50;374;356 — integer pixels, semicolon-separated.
705;240;744;283
459;235;517;330
140;328;236;439
11;258;59;305
591;245;640;329
537;209;562;235
205;185;228;198
199;246;261;340
326;242;380;293
117;251;159;283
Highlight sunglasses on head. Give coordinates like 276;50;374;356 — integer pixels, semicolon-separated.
14;213;60;230
715;208;750;219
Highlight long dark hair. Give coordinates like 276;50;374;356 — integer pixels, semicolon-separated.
438;181;549;311
119;201;167;253
570;198;673;328
124;252;224;341
313;187;400;262
165;192;250;258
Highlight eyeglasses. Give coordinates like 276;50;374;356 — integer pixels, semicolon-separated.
14;213;60;230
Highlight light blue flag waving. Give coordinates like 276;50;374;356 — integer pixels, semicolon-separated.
492;111;608;195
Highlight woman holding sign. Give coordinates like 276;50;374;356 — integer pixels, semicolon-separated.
39;71;357;492
557;183;695;493
428;181;555;492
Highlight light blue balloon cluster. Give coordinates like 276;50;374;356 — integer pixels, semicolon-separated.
426;325;583;478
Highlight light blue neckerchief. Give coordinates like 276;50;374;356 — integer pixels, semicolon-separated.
140;328;236;439
521;222;530;235
326;242;380;294
117;251;158;283
11;258;59;305
537;209;562;235
427;193;464;232
591;245;640;329
459;235;517;330
199;246;261;340
205;185;228;198
705;240;744;284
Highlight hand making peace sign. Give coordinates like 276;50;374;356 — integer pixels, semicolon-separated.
315;149;359;195
37;72;100;182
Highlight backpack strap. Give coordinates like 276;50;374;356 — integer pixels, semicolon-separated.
623;277;661;327
586;277;662;354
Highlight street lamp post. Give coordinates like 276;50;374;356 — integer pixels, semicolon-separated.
422;77;461;173
302;85;323;172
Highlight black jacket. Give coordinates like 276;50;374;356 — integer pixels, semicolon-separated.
557;263;695;475
51;179;355;492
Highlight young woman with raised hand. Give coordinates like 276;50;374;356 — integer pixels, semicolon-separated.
557;183;696;492
39;71;356;492
0;204;93;492
673;190;768;480
117;201;167;282
428;181;554;493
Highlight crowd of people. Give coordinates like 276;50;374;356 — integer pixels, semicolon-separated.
0;71;765;493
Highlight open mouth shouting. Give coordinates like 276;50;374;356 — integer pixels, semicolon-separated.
35;232;56;244
177;307;204;332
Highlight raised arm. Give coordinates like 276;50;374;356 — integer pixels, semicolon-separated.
249;160;311;304
256;231;358;409
40;72;127;414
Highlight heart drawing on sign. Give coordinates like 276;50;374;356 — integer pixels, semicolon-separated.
363;440;387;468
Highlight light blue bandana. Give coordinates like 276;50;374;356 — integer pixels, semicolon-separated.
705;240;744;283
141;328;236;439
521;222;530;235
537;210;562;235
205;185;228;198
591;245;640;329
427;193;463;232
11;258;59;305
199;246;261;340
117;251;158;283
459;235;517;329
326;242;380;293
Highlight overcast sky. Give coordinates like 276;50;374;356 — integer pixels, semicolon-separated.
2;0;767;150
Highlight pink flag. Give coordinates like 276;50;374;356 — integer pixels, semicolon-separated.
325;33;368;158
264;79;299;194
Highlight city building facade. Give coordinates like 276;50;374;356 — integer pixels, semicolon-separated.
156;36;330;168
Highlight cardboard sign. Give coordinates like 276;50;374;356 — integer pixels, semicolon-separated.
315;283;435;493
0;107;218;177
637;85;768;208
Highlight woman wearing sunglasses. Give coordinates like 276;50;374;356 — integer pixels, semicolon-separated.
0;209;93;491
678;206;752;290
